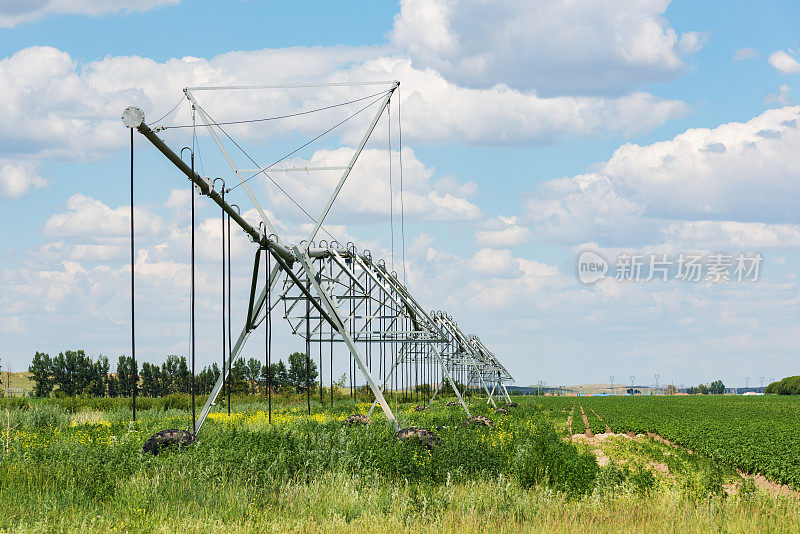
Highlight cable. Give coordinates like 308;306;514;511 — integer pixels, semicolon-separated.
195;105;341;243
227;204;233;417
148;96;185;127
350;273;354;401
220;187;227;420
305;278;311;415
163;90;390;129
266;246;272;424
318;258;323;405
388;104;394;271
329;259;334;407
190;108;197;434
398;89;406;285
228;92;389;193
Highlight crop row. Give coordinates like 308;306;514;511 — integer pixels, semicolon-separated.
581;395;800;489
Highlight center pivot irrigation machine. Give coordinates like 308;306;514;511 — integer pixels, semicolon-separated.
121;81;514;453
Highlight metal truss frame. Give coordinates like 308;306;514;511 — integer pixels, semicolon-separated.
122;82;513;435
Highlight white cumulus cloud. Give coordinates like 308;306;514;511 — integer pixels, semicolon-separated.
768;49;800;74
0;159;47;198
0;0;179;28
733;47;757;61
391;0;705;94
474;216;531;247
523;106;800;248
0;45;689;176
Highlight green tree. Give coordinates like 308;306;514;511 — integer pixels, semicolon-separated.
140;362;159;397
117;355;138;397
107;374;119;398
178;356;190;394
161;355;182;394
88;355;110;397
688;383;709;395
53;350;94;396
229;358;249;394
29;351;54;397
709;380;725;395
262;360;289;391
287;352;318;393
196;364;220;394
764;376;800;395
245;358;263;394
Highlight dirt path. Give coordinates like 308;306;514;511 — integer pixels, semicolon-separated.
578;404;593;438
566;404;574;434
588;407;798;498
643;431;798;497
590;407;612;434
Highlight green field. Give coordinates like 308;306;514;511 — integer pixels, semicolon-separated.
0;372;34;395
2;394;800;532
535;394;800;490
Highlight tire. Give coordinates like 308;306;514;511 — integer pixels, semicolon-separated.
142;429;196;455
396;427;441;449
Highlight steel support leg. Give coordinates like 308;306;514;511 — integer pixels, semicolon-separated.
293;247;398;429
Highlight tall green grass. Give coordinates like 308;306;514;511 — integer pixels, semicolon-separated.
1;397;798;532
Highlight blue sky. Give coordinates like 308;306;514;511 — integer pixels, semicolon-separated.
1;0;799;389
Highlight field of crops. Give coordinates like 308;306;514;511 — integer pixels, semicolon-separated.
537;394;800;490
2;394;800;532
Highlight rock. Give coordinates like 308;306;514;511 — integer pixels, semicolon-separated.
465;415;494;428
396;427;441;449
343;414;372;426
142;429;196;455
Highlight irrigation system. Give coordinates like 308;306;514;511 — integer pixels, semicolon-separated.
123;81;514;450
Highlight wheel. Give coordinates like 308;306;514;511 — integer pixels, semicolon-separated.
142;429;196;455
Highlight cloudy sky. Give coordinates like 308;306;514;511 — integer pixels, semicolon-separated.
1;0;798;389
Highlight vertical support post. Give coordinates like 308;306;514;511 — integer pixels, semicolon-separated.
221;189;227;418
227;206;233;417
129;127;136;423
190;148;196;434
305;278;311;415
266;247;272;423
429;345;471;416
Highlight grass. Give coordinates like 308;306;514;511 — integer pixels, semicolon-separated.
1;396;800;532
0;372;33;395
578;394;800;488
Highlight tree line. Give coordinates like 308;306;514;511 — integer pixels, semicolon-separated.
27;350;318;398
764;376;800;395
687;380;726;395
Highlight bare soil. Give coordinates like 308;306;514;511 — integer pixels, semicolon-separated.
566;404;574;434
579;404;593;438
590;407;612;434
587;407;799;498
